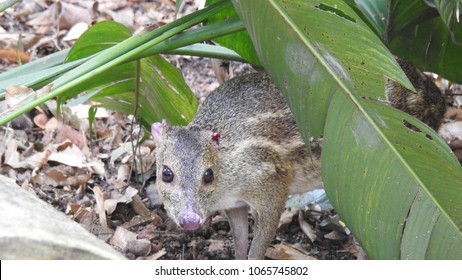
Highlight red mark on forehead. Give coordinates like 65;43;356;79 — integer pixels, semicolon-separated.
212;133;221;141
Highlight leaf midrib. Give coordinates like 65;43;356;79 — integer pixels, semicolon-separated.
268;0;460;233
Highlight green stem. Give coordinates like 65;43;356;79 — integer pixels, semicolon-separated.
134;18;246;60
164;44;245;62
0;0;21;12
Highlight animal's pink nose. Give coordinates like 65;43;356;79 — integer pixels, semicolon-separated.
179;212;202;230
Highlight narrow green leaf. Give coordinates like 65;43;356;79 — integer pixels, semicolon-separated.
0;0;21;12
0;49;78;98
0;18;245;100
232;0;411;138
433;0;462;41
0;0;231;126
390;16;462;83
0;49;69;82
138;19;246;60
176;0;184;14
164;43;244;62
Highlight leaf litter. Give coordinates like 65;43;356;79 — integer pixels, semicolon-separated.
2;0;461;260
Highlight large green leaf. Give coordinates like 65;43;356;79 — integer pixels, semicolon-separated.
63;21;197;126
66;21;132;63
345;0;439;44
433;0;462;38
233;0;410;139
388;0;439;39
233;0;462;259
390;14;462;83
343;0;388;40
347;0;462;83
0;18;245;101
323;94;462;259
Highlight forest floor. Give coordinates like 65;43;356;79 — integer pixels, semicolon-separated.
1;0;461;260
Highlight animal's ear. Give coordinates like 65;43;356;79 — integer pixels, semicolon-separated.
151;119;171;146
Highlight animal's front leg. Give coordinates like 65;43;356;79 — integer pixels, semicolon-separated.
225;206;249;260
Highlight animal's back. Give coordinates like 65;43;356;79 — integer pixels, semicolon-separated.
191;72;299;148
190;72;322;195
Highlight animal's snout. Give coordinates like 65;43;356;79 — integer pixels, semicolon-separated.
179;211;203;230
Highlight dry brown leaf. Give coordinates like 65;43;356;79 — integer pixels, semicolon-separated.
0;128;14;161
439;121;462;144
454;96;462;109
62;22;89;41
79;208;97;231
305;203;322;221
93;186;108;228
445;107;462;119
104;7;134;29
130;194;152;217
121;215;153;229
131;146;156;174
342;239;362;259
147;248;167;260
207;239;225;253
5;85;34;107
55;123;86;149
65;203;91;222
109;226;137;250
0;33;38;49
0;48;30;63
126;239;152;257
108;123;123;146
26;7;54;28
31;166;91;187
26;2;92;30
277;208;298;230
324;230;348;241
104;186;138;215
298;212;317;242
116;164;130;182
3;139;50;169
65;203;82;215
48;142;87;168
3;140;23;168
33;112;49;129
45;117;59;132
88;159;106;177
69;104;110;119
265;243;316;260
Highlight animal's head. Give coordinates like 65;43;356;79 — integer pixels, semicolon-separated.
151;120;221;230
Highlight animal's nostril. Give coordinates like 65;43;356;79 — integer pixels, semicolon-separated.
179;212;202;230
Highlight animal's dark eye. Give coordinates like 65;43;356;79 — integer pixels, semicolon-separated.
203;168;214;184
162;166;174;183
